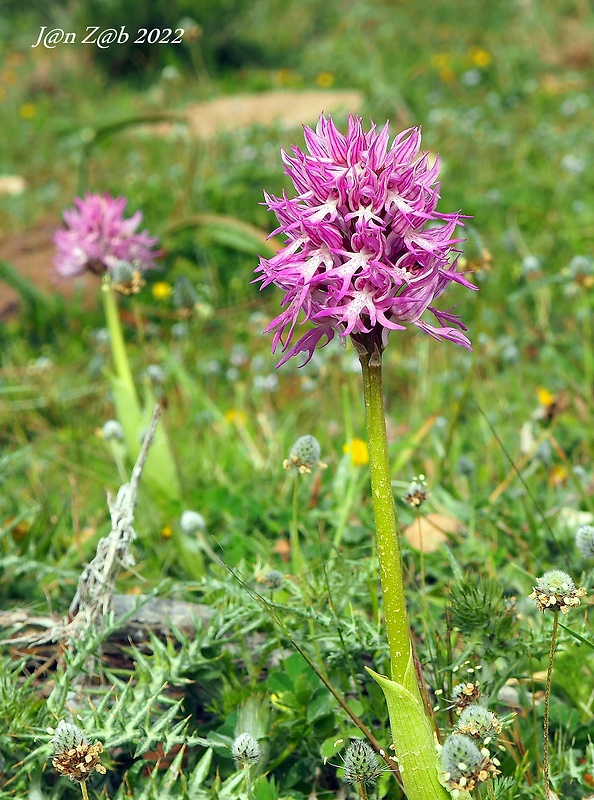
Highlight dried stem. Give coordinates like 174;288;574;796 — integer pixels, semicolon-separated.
543;611;559;800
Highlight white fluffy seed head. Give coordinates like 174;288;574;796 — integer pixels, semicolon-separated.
231;733;261;767
180;510;206;534
53;721;89;754
576;525;594;558
440;734;483;780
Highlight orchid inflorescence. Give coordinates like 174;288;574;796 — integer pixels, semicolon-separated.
256;114;476;366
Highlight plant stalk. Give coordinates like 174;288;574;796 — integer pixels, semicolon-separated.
101;276;140;410
359;353;412;684
359;349;449;800
543;612;559;800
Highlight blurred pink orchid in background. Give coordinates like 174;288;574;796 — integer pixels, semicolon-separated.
53;193;161;278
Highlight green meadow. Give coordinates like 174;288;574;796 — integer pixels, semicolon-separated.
0;1;593;798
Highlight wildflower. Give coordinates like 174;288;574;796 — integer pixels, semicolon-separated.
53;193;161;278
283;435;326;474
260;569;284;589
343;437;369;466
316;71;334;88
232;733;261;768
255;114;476;367
19;102;36;119
101;419;124;442
111;259;146;295
403;474;428;507
180;510;206;534
440;733;498;794
145;364;166;384
451;681;482;713
537;387;555;407
225;409;247;424
468;47;492;68
529;570;586;614
576;524;594;558
173;275;198;311
152;281;172;301
456;705;502;742
342;739;385;788
52;720;106;783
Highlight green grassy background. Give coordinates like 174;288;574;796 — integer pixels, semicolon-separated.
0;1;593;798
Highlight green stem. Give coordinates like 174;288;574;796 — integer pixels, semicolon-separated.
357;778;369;800
101;276;140;408
360;348;449;800
101;275;143;464
80;782;90;800
333;464;359;548
359;353;411;684
582;299;593;401
244;764;254;800
291;474;304;576
543;612;559;800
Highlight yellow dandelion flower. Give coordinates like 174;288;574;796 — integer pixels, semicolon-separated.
161;524;173;539
537;387;555;406
152;281;172;301
430;53;452;69
548;465;569;488
225;409;247;425
469;47;492;68
316;71;334;89
343;437;369;466
19;103;36;119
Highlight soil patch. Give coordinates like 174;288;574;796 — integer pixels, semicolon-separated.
154;89;364;138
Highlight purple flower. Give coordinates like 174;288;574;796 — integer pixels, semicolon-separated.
255;115;477;366
53;193;161;278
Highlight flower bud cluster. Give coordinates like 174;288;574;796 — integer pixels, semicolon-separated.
283;435;326;474
440;733;499;795
529;570;586;614
440;695;502;796
231;733;261;768
455;705;502;744
451;681;482;714
342;739;385;789
52;721;106;783
402;474;428;507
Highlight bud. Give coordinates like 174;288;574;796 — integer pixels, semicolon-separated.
342;739;384;788
111;260;145;295
102;420;124;442
529;569;586;614
576;524;594;558
173;275;198;311
283;435;326;474
402;474;428;507
440;734;498;793
231;733;261;768
180;510;206;534
145;364;166;384
52;721;106;783
456;705;502;742
451;681;481;714
259;569;283;589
